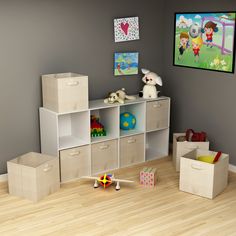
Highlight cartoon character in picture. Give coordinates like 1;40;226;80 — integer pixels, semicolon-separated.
192;37;203;62
178;32;190;60
202;21;218;47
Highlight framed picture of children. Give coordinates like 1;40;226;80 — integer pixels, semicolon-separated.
173;12;236;73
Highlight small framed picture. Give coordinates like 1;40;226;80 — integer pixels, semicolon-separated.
114;52;139;76
114;17;139;42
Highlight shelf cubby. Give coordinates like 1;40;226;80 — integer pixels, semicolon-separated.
90;107;119;143
145;129;169;161
58;111;90;150
119;102;145;137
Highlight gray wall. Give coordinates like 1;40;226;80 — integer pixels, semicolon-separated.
0;0;165;174
163;0;236;164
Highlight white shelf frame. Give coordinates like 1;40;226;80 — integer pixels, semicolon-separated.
40;96;170;178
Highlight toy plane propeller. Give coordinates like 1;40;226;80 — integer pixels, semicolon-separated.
81;173;134;191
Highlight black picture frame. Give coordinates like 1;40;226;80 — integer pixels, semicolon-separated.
173;11;236;73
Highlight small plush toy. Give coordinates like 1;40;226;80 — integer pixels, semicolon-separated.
104;88;136;104
139;69;162;99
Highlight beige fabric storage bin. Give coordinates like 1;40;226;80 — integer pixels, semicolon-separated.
60;145;90;183
42;72;88;113
120;134;144;167
146;99;170;131
173;133;209;172
179;149;229;199
91;140;118;174
7;152;60;202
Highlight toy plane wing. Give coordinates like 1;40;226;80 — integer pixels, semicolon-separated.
111;178;134;183
81;176;99;180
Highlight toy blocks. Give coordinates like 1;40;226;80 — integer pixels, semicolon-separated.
140;167;157;187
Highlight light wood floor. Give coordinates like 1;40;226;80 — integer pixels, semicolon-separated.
0;157;236;236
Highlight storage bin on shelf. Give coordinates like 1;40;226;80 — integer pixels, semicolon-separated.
7;152;60;202
173;133;209;171
179;149;229;199
42;72;88;113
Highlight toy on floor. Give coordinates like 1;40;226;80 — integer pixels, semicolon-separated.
120;112;136;130
140;167;157;187
186;129;207;142
104;88;136;104
81;173;134;191
90;115;106;137
197;151;222;164
139;68;162;99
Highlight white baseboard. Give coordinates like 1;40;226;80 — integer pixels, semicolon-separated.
0;173;8;182
229;164;236;173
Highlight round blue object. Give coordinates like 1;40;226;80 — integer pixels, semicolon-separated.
120;112;136;130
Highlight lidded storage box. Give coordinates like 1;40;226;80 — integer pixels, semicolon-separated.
7;152;60;202
179;149;229;199
42;72;88;113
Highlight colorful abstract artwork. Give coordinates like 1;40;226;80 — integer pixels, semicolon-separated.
114;52;139;76
114;17;139;42
174;12;236;73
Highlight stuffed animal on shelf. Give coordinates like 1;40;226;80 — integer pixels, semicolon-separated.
104;88;136;104
139;69;162;99
90;115;106;137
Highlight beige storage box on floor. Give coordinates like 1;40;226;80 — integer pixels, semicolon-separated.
7;152;60;202
173;133;209;171
179;149;229;199
42;72;88;113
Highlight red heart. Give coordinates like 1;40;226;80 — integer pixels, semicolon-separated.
120;22;129;35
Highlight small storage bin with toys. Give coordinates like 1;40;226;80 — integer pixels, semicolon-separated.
179;149;229;199
173;130;210;172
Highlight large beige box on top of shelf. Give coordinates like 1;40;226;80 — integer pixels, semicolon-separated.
7;152;60;202
42;72;88;113
173;133;209;172
179;149;229;199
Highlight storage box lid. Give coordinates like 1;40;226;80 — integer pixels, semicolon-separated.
42;72;87;80
182;149;229;164
9;152;56;168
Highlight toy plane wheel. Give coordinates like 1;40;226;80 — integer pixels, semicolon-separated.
94;179;99;188
115;182;120;191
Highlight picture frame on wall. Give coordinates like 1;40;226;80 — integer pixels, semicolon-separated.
114;52;139;76
173;11;236;73
114;16;139;42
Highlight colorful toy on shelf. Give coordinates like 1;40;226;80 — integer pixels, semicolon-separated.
104;88;136;104
139;68;162;99
90;115;106;137
197;151;222;164
186;129;207;142
81;173;134;191
120;112;136;130
140;167;157;187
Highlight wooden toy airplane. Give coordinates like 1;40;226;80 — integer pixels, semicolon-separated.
81;173;134;191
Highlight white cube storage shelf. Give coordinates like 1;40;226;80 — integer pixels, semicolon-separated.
179;149;229;199
42;73;88;113
40;97;170;183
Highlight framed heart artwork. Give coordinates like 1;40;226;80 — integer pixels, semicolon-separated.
114;16;139;42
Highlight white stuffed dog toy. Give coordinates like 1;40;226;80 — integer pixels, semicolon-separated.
139;69;162;99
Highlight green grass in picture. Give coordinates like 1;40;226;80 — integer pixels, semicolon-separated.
174;37;233;72
114;67;138;76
